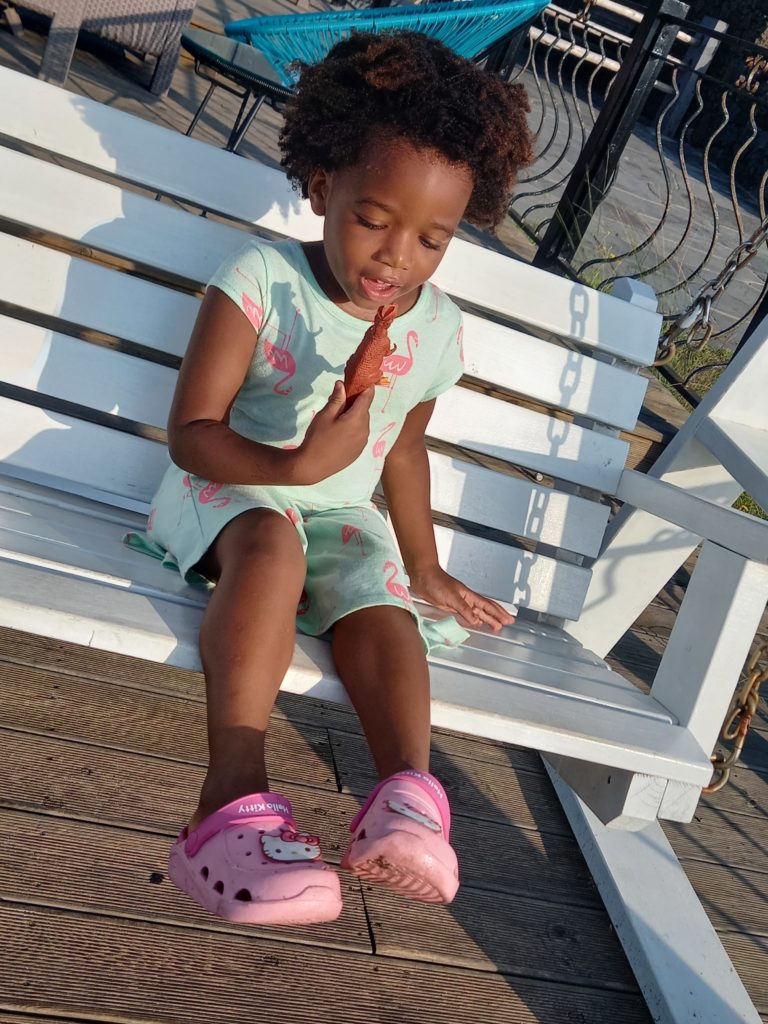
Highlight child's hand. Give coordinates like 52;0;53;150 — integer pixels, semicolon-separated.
293;381;375;484
408;564;515;633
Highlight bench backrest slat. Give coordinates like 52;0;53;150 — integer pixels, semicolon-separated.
0;65;661;362
0;235;646;431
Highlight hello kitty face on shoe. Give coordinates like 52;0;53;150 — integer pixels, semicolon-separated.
261;830;322;862
387;799;442;833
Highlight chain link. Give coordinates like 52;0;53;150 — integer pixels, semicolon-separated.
655;215;768;365
704;641;768;793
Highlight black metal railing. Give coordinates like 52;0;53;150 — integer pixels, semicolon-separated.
506;0;768;364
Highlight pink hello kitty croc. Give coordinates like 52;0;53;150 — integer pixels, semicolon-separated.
341;770;459;903
168;792;342;925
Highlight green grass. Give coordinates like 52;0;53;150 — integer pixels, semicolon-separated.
651;345;767;521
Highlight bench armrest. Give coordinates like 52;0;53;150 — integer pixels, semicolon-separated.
615;468;768;565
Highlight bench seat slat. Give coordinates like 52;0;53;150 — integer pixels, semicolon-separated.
0;66;661;364
0;555;711;785
0;471;591;618
1;467;606;668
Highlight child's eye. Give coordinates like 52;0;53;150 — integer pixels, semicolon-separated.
420;237;443;252
356;215;384;231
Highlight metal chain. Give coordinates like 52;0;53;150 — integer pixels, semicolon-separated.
654;214;768;366
704;641;768;793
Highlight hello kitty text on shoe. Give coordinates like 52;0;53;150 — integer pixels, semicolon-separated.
168;792;342;925
341;770;459;903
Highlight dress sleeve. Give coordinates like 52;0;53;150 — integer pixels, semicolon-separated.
206;241;270;333
420;302;465;403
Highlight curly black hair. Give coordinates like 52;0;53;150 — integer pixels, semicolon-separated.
279;31;533;229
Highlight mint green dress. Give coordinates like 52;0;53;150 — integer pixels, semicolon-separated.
126;238;468;650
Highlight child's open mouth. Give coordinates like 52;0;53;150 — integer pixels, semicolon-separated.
361;277;399;302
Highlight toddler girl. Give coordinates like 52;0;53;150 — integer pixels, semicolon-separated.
128;30;532;925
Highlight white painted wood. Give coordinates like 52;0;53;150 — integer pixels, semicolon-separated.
428;451;609;556
0;318;177;428
697;417;768;511
657;780;706;823
0;236;199;357
434;522;590;617
615;467;768;563
0;463;589;619
0;66;662;363
2;236;644;434
569;316;768;657
0;554;711;783
461;312;648;429
544;758;667;830
649;541;768;753
430;387;629;492
547;764;763;1024
0;146;247;286
0;399;166;507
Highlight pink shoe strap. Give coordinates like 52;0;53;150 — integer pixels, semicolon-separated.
183;792;294;857
350;770;451;838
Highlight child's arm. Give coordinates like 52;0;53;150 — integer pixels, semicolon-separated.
168;288;373;485
381;400;514;633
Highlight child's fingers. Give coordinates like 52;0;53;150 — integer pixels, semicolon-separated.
327;380;346;409
464;593;514;632
344;386;375;416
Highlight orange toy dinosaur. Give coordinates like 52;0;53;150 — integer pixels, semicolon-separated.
343;304;398;410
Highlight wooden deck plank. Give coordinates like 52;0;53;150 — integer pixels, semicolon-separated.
1;904;653;1024
678;858;768;938
0;723;598;903
0;807;371;953
363;884;638;990
718;933;768;1014
329;728;570;835
0;626;547;764
0;662;337;790
0;727;357;857
666;805;768;874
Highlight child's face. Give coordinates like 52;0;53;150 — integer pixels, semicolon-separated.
307;138;473;319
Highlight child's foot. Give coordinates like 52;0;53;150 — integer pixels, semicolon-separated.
168;791;342;925
341;769;459;903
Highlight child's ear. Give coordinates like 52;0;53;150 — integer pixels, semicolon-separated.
307;168;330;216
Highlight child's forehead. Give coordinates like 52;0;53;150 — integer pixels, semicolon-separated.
342;136;472;192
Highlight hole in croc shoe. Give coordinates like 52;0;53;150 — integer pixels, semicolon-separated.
246;851;252;857
237;833;244;839
200;866;209;879
213;880;224;894
357;829;367;840
234;889;252;902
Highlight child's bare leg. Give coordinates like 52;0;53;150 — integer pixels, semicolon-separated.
190;508;305;829
331;605;430;779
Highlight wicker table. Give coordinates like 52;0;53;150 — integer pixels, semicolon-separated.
181;27;293;153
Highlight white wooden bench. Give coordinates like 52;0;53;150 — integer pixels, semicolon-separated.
1;64;766;1023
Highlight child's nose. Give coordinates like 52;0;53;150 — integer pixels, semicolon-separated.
377;232;412;270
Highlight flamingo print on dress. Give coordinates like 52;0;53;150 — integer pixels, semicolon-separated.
261;307;302;396
372;421;396;460
381;330;418;411
198;482;231;508
241;293;264;332
341;523;367;557
383;560;412;605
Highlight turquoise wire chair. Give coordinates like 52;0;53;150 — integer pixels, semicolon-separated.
225;0;547;88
